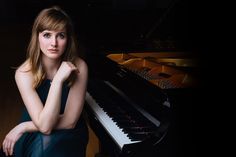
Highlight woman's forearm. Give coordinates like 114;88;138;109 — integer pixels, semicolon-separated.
20;120;73;133
22;117;74;134
20;121;39;133
37;79;63;134
23;119;77;134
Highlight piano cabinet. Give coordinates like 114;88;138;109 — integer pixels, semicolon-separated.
84;51;197;157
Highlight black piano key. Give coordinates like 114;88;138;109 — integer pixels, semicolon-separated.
88;80;160;142
127;132;152;141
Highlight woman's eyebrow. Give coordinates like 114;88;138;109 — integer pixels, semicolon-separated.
42;30;66;34
41;30;52;33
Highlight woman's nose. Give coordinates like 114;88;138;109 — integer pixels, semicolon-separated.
51;37;58;47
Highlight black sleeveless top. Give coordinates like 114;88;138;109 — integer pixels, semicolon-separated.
14;79;88;157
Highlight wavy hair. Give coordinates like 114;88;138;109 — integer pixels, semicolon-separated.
26;6;78;88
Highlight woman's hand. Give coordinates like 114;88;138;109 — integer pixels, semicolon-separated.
2;123;25;156
54;61;79;83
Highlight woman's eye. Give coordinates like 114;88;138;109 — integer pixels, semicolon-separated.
58;33;66;39
43;33;51;38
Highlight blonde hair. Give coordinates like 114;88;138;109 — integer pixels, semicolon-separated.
27;6;78;88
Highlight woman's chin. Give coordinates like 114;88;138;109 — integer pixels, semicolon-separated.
45;53;63;60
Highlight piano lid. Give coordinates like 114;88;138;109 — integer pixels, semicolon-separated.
74;0;191;53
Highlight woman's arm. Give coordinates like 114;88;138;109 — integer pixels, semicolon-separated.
55;58;88;129
2;121;38;156
15;61;78;135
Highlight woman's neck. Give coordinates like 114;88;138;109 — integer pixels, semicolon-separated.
42;56;62;80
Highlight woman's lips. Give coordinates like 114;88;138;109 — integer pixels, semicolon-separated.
48;49;58;53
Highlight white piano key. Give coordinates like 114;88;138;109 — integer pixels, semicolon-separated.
86;92;140;149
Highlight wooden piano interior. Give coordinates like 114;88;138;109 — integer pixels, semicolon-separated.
107;52;198;89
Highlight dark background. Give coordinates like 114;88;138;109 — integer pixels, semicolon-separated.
0;0;195;52
0;0;201;82
0;0;202;156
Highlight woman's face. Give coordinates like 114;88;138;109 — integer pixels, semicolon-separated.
38;29;67;60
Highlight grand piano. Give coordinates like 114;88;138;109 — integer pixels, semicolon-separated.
82;0;198;156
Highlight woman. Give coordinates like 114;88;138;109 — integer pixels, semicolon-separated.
1;6;88;157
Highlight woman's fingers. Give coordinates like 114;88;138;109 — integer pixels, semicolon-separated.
6;140;10;156
66;62;79;73
9;141;14;156
2;140;7;156
2;138;15;156
7;140;11;156
55;61;80;82
3;139;9;156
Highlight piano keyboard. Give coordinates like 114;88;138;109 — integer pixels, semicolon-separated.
86;92;141;149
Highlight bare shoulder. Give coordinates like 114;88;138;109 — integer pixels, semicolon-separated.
74;57;88;73
15;60;34;84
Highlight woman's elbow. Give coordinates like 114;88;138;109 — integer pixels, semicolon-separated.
39;127;52;135
38;125;53;135
32;120;52;135
37;117;58;134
